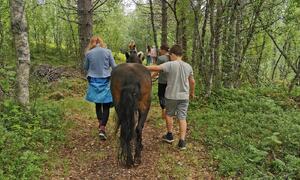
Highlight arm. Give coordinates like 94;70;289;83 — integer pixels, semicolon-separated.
189;75;195;99
146;65;162;72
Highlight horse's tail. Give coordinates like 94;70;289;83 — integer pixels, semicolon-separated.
116;81;141;167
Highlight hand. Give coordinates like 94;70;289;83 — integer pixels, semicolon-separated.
151;72;159;79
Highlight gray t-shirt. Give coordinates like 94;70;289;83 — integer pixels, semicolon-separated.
160;60;194;100
157;55;169;84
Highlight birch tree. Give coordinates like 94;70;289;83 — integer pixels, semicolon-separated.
9;0;30;106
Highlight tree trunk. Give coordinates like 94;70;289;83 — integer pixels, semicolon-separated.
9;0;31;106
233;0;242;87
213;0;223;90
222;1;236;88
191;0;201;66
59;0;78;58
77;0;93;71
254;34;266;85
149;0;158;54
163;0;180;43
199;1;209;91
181;12;187;61
233;0;265;87
288;56;300;93
206;0;215;97
161;0;168;45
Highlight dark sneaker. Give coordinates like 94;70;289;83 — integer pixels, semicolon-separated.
162;132;174;143
99;130;107;140
178;139;186;150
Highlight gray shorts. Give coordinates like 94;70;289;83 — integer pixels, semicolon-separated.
165;99;189;120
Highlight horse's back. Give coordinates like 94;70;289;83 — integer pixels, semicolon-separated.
111;63;152;110
111;63;151;83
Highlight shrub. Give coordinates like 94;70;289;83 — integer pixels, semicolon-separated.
0;99;65;179
189;88;300;179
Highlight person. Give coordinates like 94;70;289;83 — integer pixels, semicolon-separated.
128;40;137;52
151;44;169;123
150;45;157;64
84;36;117;140
146;45;151;65
146;44;195;150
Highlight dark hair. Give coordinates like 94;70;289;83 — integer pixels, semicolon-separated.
169;44;183;56
160;44;169;51
147;45;151;52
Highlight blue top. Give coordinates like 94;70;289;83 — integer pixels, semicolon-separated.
84;45;117;78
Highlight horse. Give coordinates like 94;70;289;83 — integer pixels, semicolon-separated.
125;50;144;64
110;49;152;167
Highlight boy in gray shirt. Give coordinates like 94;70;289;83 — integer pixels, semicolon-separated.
147;44;195;150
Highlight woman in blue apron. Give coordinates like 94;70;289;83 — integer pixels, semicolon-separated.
84;36;117;140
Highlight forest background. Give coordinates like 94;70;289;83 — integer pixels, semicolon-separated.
0;0;299;179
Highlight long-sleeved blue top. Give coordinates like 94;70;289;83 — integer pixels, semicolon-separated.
84;45;117;78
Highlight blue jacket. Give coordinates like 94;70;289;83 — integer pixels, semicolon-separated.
84;45;117;78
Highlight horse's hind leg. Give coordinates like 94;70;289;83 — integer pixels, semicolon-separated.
134;109;149;165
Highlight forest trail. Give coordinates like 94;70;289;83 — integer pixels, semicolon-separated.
42;76;214;179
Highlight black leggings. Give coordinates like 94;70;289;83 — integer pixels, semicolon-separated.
95;103;111;127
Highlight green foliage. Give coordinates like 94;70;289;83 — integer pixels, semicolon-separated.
189;88;300;179
0;99;65;179
112;52;126;64
0;65;16;98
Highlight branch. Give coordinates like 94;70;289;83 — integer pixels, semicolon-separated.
162;0;176;14
58;16;79;24
92;0;108;11
259;17;297;73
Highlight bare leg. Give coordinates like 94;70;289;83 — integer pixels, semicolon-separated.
178;119;187;140
165;114;173;133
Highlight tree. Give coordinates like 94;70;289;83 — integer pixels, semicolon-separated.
161;0;168;45
9;0;31;106
77;0;93;70
149;0;158;51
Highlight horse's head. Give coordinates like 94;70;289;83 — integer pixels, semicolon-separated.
125;50;144;64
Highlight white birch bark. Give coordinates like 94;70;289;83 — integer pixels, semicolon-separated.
9;0;30;106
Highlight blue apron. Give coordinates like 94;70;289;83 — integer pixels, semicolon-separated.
85;77;113;103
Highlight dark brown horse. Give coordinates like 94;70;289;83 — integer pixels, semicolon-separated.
110;50;152;167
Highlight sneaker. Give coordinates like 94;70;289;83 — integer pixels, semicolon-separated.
162;132;174;143
99;130;107;140
178;139;186;150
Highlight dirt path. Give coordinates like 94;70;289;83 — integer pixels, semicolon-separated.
43;98;214;179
